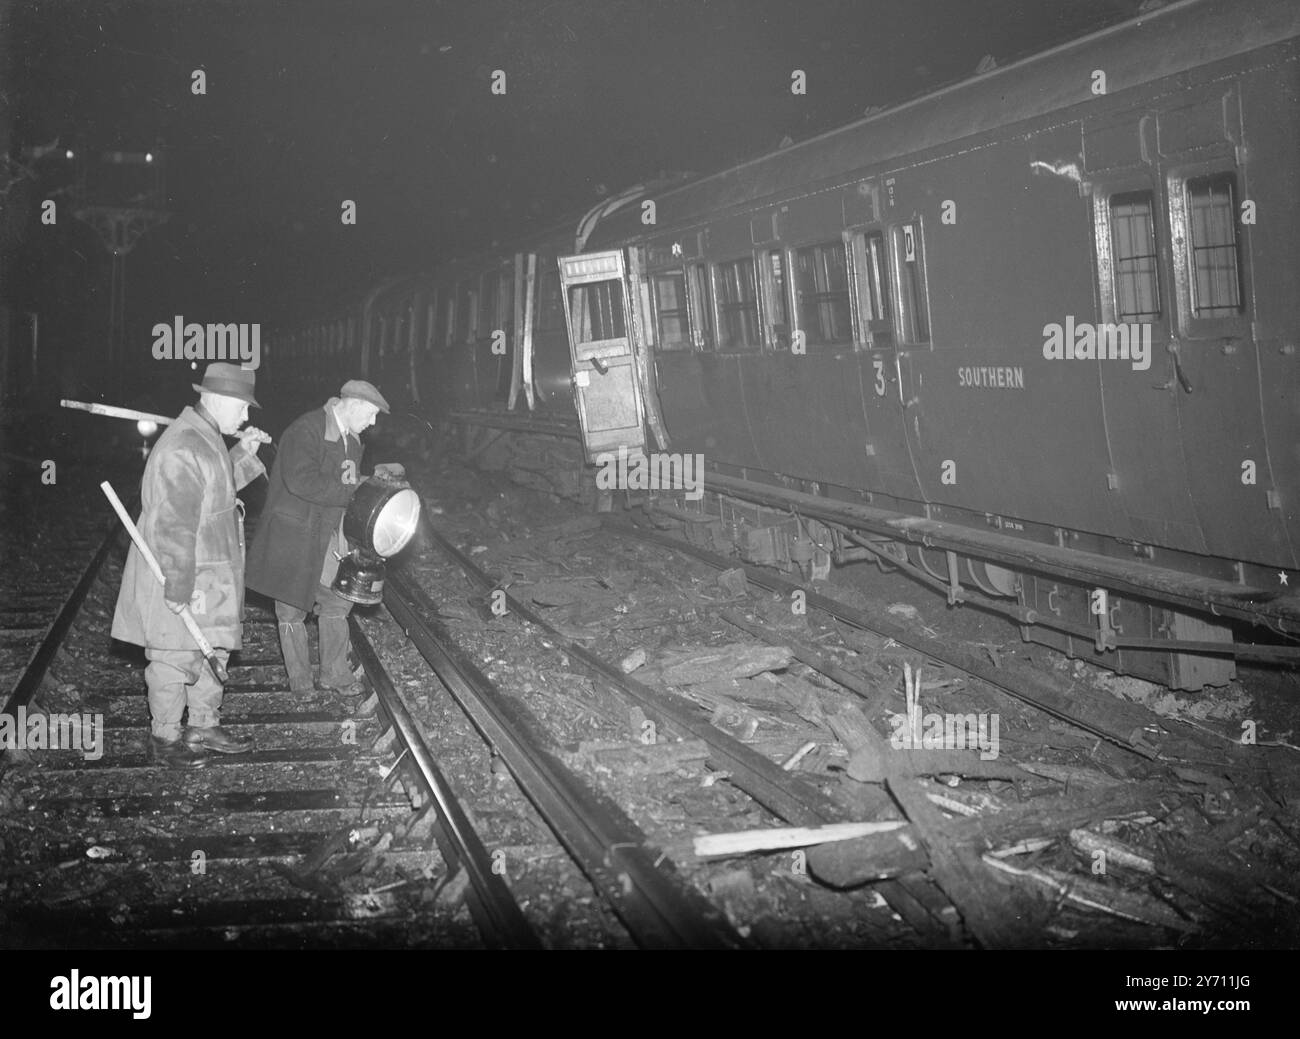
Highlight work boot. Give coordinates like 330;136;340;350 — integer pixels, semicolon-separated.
318;678;370;704
150;735;208;769
183;725;253;754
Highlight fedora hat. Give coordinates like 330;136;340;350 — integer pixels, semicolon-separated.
193;362;260;407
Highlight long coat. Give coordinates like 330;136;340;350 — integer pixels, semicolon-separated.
246;401;364;612
112;405;265;651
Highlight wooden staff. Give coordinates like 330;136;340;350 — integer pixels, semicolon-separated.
100;481;228;685
61;400;174;425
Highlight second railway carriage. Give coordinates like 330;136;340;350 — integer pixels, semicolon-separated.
267;0;1300;691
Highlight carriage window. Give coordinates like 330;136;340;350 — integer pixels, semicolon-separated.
1186;174;1243;318
765;249;787;324
653;272;690;350
794;240;852;346
536;267;565;332
714;256;760;350
392;306;407;353
849;231;893;348
436;292;453;349
480;272;500;336
1109;191;1161;322
456;283;477;342
861;232;891;324
568;280;625;344
890;222;930;344
688;263;713;349
499;269;515;333
760;248;789;348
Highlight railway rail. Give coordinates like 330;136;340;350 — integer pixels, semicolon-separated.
2;480;746;949
380;567;745;948
0;489;523;947
414;515;970;945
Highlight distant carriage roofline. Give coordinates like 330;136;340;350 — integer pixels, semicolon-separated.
582;0;1300;243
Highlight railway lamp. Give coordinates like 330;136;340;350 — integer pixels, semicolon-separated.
331;479;422;606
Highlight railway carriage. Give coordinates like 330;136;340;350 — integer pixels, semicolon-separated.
268;0;1300;690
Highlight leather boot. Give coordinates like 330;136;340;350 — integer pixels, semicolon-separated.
184;725;253;754
318;678;370;704
150;735;208;769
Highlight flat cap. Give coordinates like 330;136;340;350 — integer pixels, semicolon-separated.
339;379;390;414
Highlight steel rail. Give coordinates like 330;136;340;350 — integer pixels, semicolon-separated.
347;616;542;949
606;516;1158;758
383;566;746;949
419;519;958;941
1;496;136;765
699;471;1297;628
422;524;847;826
839;528;1300;664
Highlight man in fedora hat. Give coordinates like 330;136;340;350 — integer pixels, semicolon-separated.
112;362;272;767
247;379;393;701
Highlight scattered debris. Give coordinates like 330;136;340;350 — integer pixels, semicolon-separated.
716;568;749;597
619;647;647;674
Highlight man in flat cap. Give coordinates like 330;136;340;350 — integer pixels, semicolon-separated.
247;379;392;700
112;362;272;767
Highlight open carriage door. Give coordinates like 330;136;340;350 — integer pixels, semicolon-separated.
557;250;647;462
508;252;537;410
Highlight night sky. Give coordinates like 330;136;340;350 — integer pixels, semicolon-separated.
4;0;1147;372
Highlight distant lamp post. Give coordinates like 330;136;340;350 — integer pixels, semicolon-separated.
71;144;171;396
137;418;158;460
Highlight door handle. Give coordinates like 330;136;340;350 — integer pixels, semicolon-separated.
1153;340;1193;394
590;356;609;375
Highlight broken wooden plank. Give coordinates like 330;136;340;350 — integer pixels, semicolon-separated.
808;781;1177;890
1017;761;1127;790
1068;829;1157;874
693;820;908;858
807;827;931;885
982;855;1195;933
569;738;710;777
720;607;891;705
887;776;1029;948
658;643;793;685
848;742;1025;783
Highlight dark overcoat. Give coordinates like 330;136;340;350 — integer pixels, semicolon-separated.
111;405;265;650
246;401;363;612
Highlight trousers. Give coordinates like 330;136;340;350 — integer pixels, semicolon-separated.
274;583;355;692
145;646;231;740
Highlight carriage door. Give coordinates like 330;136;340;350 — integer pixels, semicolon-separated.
557;251;647;462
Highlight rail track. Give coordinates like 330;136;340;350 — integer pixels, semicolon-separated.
0;486;531;947
7;459;1295;949
413;516;971;944
1;481;745;948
